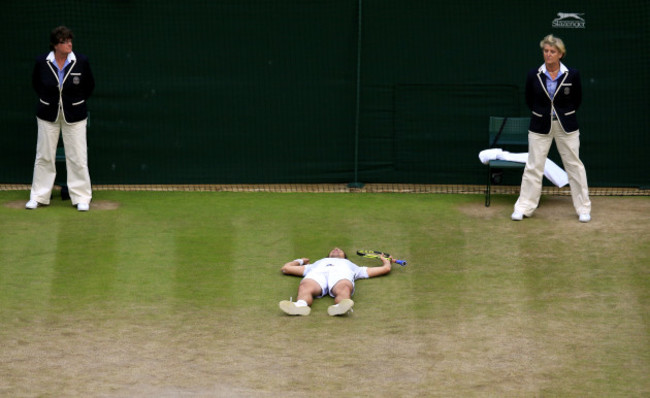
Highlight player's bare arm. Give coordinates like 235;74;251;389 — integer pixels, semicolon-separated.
280;258;310;276
366;255;392;278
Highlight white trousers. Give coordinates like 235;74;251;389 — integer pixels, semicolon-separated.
30;113;92;205
514;120;591;216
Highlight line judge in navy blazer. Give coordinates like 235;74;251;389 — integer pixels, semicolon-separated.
27;26;95;211
512;34;591;223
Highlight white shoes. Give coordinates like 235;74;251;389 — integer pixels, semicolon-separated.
327;299;354;316
279;300;311;316
512;210;590;223
279;299;355;316
26;200;91;212
511;211;524;221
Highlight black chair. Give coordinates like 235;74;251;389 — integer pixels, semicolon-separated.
485;117;530;207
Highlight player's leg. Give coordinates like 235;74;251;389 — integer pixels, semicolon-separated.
330;279;353;303
279;278;324;316
296;278;324;306
327;279;355;316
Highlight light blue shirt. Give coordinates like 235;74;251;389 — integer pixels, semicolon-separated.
55;59;70;86
544;69;564;99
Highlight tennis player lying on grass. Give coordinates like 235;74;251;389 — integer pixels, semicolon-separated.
279;247;392;316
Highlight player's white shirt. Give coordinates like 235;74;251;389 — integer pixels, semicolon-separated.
303;257;369;280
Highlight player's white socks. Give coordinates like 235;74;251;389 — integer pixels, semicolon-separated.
295;300;308;307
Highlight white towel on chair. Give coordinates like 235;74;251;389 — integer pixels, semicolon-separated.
479;148;569;188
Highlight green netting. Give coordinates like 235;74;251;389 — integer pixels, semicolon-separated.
1;1;648;190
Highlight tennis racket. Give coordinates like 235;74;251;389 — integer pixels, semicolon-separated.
356;250;407;266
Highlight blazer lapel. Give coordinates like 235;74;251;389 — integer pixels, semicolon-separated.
536;70;552;101
536;69;569;101
554;71;569;100
46;60;59;83
61;60;76;86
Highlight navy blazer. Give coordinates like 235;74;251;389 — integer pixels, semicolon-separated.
32;51;95;123
525;65;582;134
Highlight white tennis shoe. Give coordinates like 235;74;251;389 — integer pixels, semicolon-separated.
327;299;354;316
25;200;39;210
279;300;311;316
511;211;524;221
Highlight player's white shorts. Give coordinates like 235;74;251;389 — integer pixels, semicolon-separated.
304;265;356;298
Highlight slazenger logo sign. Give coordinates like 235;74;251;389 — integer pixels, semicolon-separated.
552;12;586;28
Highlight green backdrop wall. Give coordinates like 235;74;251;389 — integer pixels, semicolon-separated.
1;1;648;187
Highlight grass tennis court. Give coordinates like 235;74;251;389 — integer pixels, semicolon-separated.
1;190;648;397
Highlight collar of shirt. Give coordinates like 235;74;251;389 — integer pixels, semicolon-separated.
539;62;569;81
46;50;77;67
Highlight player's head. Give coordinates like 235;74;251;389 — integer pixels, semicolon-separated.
328;247;347;259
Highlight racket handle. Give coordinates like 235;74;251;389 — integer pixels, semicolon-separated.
394;259;407;266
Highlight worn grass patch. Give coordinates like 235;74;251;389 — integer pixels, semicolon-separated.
1;191;648;397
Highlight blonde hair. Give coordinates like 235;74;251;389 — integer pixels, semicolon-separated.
540;34;566;57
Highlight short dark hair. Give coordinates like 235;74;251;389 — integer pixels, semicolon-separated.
49;26;74;51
